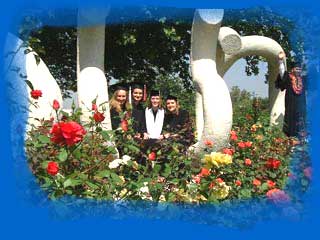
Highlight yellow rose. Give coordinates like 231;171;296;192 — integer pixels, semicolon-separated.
210;182;231;199
202;152;232;168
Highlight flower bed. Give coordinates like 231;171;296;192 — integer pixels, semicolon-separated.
25;89;304;203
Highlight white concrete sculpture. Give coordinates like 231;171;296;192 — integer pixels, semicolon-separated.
217;36;287;126
4;33;63;131
191;10;287;151
191;9;233;151
77;8;112;130
6;8;287;154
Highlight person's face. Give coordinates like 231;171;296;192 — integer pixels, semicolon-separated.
293;67;302;76
116;90;127;105
151;96;160;108
166;99;177;113
132;88;143;102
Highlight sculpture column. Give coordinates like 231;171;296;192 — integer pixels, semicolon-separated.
77;8;111;129
191;9;233;151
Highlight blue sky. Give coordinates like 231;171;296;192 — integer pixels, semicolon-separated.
224;59;268;98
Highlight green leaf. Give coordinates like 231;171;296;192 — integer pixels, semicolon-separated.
167;192;176;202
110;172;122;184
34;54;41;65
169;179;179;185
41;161;50;170
38;135;50;144
101;130;111;141
58;148;68;162
162;164;172;178
96;170;111;178
239;189;252;198
86;181;99;190
260;182;269;191
127;144;140;153
25;80;34;91
152;164;161;174
24;48;32;54
268;172;277;178
63;178;83;188
73;148;82;160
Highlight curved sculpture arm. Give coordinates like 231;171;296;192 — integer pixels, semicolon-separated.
220;35;287;75
217;35;287;127
218;26;242;55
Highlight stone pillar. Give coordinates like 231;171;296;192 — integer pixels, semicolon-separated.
77;8;111;129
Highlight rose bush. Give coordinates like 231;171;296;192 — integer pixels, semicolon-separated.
25;83;309;203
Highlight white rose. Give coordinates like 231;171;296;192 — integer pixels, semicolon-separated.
122;155;131;164
108;159;121;169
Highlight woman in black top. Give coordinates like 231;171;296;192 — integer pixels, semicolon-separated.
130;83;147;139
163;95;194;147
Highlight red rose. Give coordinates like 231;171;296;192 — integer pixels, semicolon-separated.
267;180;276;188
148;152;156;161
204;139;214;147
30;90;42;99
235;180;242;186
253;178;261;186
93;111;105;123
266;158;281;169
216;178;224;183
222;148;234;155
245;141;252;147
53;99;60;110
230;134;238;141
230;130;238;141
199;167;210;177
121;119;128;132
209;181;215;189
50;121;86;146
244;158;252;166
92;103;97;111
237;142;246;148
230;130;237;135
47;161;59;176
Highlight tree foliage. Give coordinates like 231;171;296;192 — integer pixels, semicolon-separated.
21;7;304;98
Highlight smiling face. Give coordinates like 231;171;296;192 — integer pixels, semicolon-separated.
132;88;143;102
151;96;160;108
166;99;177;113
116;90;127;105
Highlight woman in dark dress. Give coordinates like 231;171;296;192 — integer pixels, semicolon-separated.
275;52;306;138
130;83;147;139
163;95;194;147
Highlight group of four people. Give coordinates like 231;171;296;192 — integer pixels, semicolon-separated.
109;83;194;151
